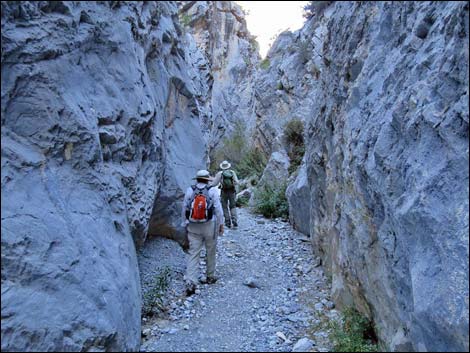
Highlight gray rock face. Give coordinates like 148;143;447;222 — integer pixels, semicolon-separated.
286;162;310;236
258;151;291;189
180;1;260;149
251;19;320;203
264;1;469;351
1;1;212;351
253;30;315;157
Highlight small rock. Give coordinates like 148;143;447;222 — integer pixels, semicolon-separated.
183;325;189;330
314;302;324;311
244;277;260;288
286;314;308;323
142;328;151;337
292;338;315;352
276;331;288;342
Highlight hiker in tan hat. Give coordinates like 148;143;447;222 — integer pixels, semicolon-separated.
182;170;224;296
211;160;239;229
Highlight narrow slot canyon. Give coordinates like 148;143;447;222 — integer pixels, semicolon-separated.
1;1;468;352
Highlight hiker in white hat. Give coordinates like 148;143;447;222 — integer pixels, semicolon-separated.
182;170;224;296
211;160;239;229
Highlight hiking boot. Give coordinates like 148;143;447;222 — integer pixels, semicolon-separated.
200;276;218;284
232;222;238;229
225;223;232;228
185;283;196;296
206;276;218;284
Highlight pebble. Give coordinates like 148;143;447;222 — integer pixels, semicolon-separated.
276;331;288;342
243;277;260;288
292;337;315;352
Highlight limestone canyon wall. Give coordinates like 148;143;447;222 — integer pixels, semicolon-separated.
1;1;211;350
258;1;469;351
179;1;260;148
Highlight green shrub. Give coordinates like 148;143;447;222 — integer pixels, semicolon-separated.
254;183;289;219
284;119;305;174
180;13;191;27
298;39;313;64
288;144;305;174
210;121;247;173
237;148;267;179
303;1;335;19
236;194;250;207
249;36;260;53
260;58;270;70
284;119;304;145
210;121;267;179
329;307;379;352
142;267;171;317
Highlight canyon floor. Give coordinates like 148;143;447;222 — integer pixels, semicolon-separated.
138;208;337;352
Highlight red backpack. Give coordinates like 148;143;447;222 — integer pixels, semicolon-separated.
186;185;214;223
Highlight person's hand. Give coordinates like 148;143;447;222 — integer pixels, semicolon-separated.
219;224;224;236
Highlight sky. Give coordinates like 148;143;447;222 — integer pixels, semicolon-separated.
236;1;309;58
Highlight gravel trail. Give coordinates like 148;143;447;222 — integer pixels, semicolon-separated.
139;208;336;352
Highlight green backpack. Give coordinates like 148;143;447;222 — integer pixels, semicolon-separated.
221;170;235;190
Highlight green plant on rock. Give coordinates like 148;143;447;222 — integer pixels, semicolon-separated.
329;307;379;352
254;183;289;219
298;39;313;64
284;119;304;145
210;121;247;173
249;36;260;53
236;194;250;208
180;13;191;27
284;119;305;174
288;144;305;174
237;147;267;180
142;267;171;317
210;121;267;180
260;58;271;70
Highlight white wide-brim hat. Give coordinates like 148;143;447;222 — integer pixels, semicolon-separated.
192;169;213;180
220;160;231;170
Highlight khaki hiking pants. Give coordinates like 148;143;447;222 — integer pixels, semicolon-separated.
185;221;217;285
221;190;238;227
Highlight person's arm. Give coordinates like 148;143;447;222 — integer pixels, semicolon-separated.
211;188;224;235
210;171;222;188
232;170;239;184
181;187;192;227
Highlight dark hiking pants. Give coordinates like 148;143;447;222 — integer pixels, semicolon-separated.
221;190;238;227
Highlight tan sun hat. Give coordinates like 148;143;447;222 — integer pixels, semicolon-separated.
192;169;213;180
220;160;231;170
